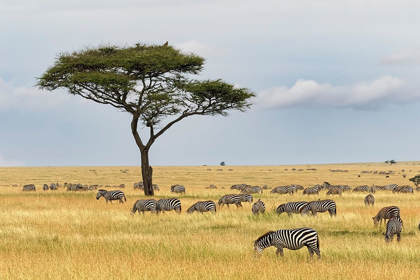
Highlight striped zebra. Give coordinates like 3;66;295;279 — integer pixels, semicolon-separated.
252;199;266;215
131;199;157;215
156;198;182;213
302;186;319;196
276;201;308;216
270;186;295;195
22;184;36;191
364;194;375;206
187;201;216;214
230;184;250;191
43;184;49;191
96;189;126;204
238;194;253;203
352;185;375;193
393;185;414;194
382;184;398;191
254;228;321;259
372;206;400;227
170;184;186;194
301;199;336;217
218;194;242;208
326;188;342;196
241;186;263;194
50;183;58;190
384;217;403;242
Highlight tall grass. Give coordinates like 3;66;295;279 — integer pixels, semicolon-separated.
0;162;419;279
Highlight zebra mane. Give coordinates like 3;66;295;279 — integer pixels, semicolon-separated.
98;189;107;192
254;231;275;244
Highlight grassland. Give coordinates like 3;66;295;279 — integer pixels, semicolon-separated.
0;162;419;279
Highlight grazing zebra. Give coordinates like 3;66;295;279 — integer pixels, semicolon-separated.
96;189;126;204
352;185;375;193
384;217;403;242
276;201;308;216
238;194;253;203
230;184;250;191
241;186;263;194
187;201;216;214
254;228;321;259
364;194;375;206
22;184;36;191
372;206;400;227
270;186;295;195
170;184;186;194
43;184;49;191
393;185;414;194
301;199;336;217
156;198;182;213
382;184;398;191
326;188;342;196
218;194;242;208
49;183;58;190
252;199;266;215
131;199;157;215
302;187;319;196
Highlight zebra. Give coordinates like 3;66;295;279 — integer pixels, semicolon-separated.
187;201;216;214
372;206;400;227
326;188;342;196
22;184;36;191
241;186;263;194
96;189;126;204
131;199;157;215
218;194;242;208
254;228;321;260
382;184;398;191
302;187;319;196
230;184;250;191
156;198;181;213
301;199;336;217
270;186;295;195
352;185;375;193
364;194;375;206
170;184;186;194
384;217;403;242
238;194;253;203
43;184;49;191
49;183;58;190
393;185;414;194
276;201;308;216
252;199;266;215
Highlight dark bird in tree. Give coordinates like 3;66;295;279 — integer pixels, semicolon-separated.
37;43;254;196
163;41;168;46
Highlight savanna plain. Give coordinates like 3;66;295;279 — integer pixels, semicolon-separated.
0;162;419;280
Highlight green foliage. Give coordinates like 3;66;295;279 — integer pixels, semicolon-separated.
220;162;226;166
409;175;420;187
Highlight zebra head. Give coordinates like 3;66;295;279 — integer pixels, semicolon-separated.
276;204;285;214
186;205;195;214
254;231;275;258
96;189;106;200
372;216;380;227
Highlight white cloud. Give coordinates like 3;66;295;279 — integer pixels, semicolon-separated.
0;78;70;112
256;76;419;109
0;155;23;167
382;49;420;65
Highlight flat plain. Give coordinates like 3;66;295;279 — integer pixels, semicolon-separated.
0;162;419;280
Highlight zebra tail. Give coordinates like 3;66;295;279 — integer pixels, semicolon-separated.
124;194;127;202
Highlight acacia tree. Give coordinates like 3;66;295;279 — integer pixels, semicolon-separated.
409;175;420;188
37;43;254;196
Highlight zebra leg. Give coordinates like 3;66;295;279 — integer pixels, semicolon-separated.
276;247;284;258
397;233;401;242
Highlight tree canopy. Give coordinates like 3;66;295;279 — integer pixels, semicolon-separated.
37;43;254;195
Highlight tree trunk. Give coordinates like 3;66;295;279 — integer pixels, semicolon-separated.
141;149;154;196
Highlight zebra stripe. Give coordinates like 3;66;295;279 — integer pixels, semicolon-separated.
302;187;319;196
326;188;342;196
392;185;414;193
352;185;375;193
241;186;263;194
131;199;157;215
276;201;308;216
187;201;216;214
96;189;126;204
384;217;403;242
252;199;266;215
270;186;295;195
43;184;49;191
364;194;375;206
156;198;182;213
170;184;186;194
382;184;398;191
372;206;400;227
254;228;321;259
301;199;336;217
218;194;242;208
22;184;36;191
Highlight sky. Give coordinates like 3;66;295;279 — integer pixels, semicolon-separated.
0;0;419;167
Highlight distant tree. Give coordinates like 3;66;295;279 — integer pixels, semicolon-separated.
384;160;389;164
220;162;226;166
37;43;254;196
389;160;397;165
409;175;420;188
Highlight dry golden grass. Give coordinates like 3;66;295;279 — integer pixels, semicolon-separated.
0;162;419;279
